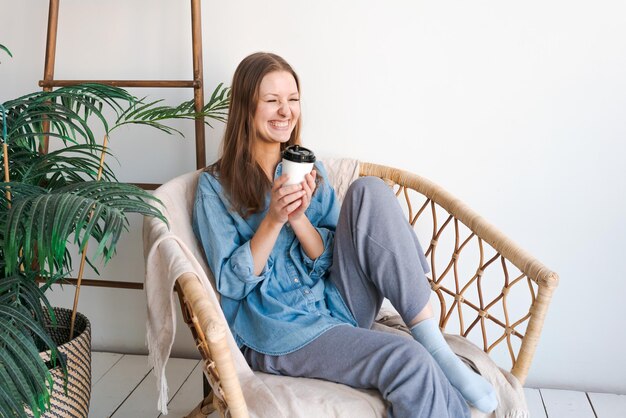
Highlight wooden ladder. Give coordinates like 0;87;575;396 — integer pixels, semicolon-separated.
39;0;207;188
38;0;207;290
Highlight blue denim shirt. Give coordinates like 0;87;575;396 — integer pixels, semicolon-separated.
192;162;356;355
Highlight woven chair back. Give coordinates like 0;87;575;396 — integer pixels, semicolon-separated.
360;162;558;383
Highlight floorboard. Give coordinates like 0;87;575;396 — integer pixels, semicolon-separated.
541;389;596;418
524;388;547;418
160;362;206;418
92;352;123;386
588;392;626;418
112;357;199;417
89;354;153;418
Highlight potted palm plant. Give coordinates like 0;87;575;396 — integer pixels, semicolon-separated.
0;44;229;417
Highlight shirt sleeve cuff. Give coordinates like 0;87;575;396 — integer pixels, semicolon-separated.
230;240;273;284
300;227;334;275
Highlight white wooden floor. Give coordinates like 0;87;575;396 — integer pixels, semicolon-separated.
90;352;626;418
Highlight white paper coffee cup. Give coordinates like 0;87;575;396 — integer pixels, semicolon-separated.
281;145;316;186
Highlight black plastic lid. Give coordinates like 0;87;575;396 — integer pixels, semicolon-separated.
282;145;316;163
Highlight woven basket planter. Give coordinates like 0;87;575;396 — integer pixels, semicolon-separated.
29;307;92;418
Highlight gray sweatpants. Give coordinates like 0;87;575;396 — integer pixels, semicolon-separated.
243;177;470;418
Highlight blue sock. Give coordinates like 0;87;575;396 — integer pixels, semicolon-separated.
410;318;498;413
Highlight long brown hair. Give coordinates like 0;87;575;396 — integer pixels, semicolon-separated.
209;52;302;217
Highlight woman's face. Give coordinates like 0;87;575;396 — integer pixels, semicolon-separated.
254;70;300;145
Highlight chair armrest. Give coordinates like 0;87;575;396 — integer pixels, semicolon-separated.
176;272;249;418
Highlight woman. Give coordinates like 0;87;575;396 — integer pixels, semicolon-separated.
192;52;497;417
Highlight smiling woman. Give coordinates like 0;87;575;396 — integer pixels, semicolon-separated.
254;71;301;147
210;52;303;217
187;52;499;418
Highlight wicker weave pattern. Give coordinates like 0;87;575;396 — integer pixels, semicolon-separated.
28;308;92;418
360;162;558;383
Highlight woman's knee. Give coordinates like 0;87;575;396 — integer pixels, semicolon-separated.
345;176;395;204
349;176;387;192
343;176;404;227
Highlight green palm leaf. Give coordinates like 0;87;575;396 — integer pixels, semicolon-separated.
2;83;230;153
0;349;39;414
111;83;230;132
4;89;109;149
3;181;165;275
2;84;143;152
0;377;32;418
18;144;117;187
0;326;55;417
0;44;12;61
0;274;53;324
0;281;62;418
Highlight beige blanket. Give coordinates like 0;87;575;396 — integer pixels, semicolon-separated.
143;159;528;417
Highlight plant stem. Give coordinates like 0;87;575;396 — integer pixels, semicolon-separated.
69;134;108;338
2;143;10;203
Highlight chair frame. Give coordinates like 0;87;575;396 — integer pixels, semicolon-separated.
173;162;559;418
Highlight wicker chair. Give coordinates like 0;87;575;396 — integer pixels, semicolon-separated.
143;160;558;418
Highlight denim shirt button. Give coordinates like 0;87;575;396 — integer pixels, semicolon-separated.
294;278;300;283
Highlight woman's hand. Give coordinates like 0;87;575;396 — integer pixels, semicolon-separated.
288;170;317;222
251;171;321;274
287;170;323;260
266;174;306;225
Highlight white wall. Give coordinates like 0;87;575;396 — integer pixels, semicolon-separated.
2;0;625;394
